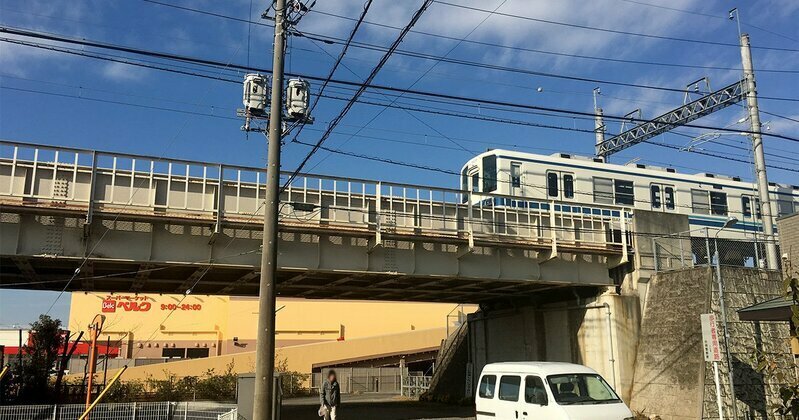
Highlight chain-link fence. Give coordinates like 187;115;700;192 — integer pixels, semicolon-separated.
652;227;780;272
0;401;236;420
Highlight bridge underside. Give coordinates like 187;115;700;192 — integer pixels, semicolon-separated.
0;208;619;303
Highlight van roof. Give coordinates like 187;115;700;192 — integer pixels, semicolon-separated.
481;362;599;376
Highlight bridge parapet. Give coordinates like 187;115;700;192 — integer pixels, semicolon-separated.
0;140;630;252
0;140;631;301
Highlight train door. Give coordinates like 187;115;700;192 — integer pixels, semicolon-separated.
510;161;523;196
741;194;761;222
546;171;575;201
650;183;675;212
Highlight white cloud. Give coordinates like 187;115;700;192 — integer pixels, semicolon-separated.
101;61;147;82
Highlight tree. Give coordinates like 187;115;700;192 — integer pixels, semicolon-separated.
17;315;65;403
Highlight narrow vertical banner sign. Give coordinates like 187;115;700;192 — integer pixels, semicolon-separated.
701;313;722;362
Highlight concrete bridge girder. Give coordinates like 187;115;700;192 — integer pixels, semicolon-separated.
1;209;615;302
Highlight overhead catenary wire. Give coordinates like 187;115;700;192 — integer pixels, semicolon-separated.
5;77;799;173
287;0;375;145
306;8;799;74
7;79;794;176
137;0;799;73
40;40;245;316
280;0;436;189
305;0;508;171
3;31;798;146
432;0;799;53
4;25;799;108
614;0;799;43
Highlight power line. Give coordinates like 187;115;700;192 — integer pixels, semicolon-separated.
138;0;799;73
287;0;375;146
6;24;799;106
10;79;796;173
4;29;799;144
307;8;799;74
281;0;436;188
432;0;799;53
614;0;799;43
306;0;510;170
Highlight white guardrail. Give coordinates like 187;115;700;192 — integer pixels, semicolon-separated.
0;401;237;420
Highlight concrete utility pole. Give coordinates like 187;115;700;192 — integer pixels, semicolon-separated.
593;88;605;154
253;0;287;418
740;33;778;270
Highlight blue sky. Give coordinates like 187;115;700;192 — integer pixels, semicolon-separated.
1;0;798;327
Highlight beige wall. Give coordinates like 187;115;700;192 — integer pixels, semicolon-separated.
86;327;447;383
779;212;799;272
68;293;474;358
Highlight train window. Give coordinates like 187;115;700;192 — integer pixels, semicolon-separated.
651;185;661;209
615;180;634;206
511;162;522;188
742;196;753;217
547;173;559;197
461;168;469;203
691;189;710;214
593;177;614;204
563;174;574;199
664;187;675;210
482;155;497;193
777;198;795;217
710;191;728;215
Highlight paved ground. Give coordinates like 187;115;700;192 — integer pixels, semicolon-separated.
282;394;475;420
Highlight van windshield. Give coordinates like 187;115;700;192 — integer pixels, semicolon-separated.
546;374;621;405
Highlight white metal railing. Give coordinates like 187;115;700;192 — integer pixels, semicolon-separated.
217;408;238;420
401;375;432;397
0;140;632;253
0;401;236;420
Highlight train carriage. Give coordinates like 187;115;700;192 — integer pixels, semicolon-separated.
461;149;799;242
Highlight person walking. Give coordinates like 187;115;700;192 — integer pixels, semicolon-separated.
319;370;340;420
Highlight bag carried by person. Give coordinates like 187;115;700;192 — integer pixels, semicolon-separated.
318;404;329;417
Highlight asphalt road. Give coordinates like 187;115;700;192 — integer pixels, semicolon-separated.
282;394;475;420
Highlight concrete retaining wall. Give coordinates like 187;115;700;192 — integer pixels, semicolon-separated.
465;293;641;402
630;267;792;419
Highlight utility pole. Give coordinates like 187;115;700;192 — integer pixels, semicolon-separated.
740;33;778;270
593;88;605;155
253;0;287;418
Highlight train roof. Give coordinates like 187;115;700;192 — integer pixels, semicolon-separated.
466;149;799;192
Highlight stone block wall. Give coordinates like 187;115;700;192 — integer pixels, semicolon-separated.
703;267;793;420
630;266;792;419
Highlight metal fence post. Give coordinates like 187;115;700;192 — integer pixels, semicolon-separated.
132;402;136;420
679;234;685;268
652;237;658;272
184;401;189;420
704;228;712;266
52;404;57;420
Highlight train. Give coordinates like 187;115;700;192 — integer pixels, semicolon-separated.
460;149;799;238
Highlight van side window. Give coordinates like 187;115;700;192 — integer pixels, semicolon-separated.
478;375;497;399
498;375;521;402
524;376;548;405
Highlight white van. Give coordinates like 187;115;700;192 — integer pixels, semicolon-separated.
475;362;634;420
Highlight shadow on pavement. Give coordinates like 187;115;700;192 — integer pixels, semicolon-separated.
281;395;475;420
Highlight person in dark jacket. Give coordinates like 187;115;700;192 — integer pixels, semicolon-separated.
320;370;340;419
